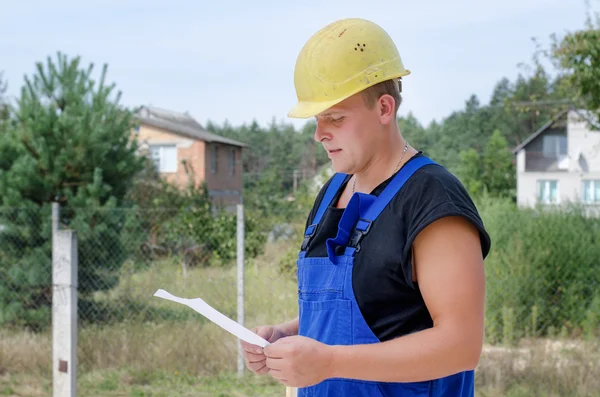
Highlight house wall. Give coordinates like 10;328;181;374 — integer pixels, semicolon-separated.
204;142;243;209
516;111;600;209
567;111;600;173
133;124;206;188
516;171;581;207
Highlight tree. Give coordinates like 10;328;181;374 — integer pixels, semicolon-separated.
483;130;516;198
0;53;145;330
457;148;484;197
551;16;600;129
0;72;8;125
398;112;429;152
457;130;515;199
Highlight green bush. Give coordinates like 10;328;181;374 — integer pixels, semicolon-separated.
480;197;600;344
124;158;267;268
166;205;266;268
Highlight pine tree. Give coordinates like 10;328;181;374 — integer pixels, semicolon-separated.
0;53;145;330
0;71;8;126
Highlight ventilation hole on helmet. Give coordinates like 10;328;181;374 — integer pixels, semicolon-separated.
354;48;357;51
363;44;366;47
360;48;364;52
357;43;360;46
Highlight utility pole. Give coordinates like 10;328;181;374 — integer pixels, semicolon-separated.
293;169;299;195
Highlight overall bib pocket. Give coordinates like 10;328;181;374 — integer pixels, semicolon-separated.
298;298;352;346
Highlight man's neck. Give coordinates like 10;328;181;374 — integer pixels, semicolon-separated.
353;132;414;194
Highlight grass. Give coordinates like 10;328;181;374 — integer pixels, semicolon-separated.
1;238;600;396
0;370;285;397
1;334;600;397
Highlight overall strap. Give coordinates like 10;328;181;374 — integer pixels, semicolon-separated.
325;192;376;264
300;173;347;253
345;156;438;256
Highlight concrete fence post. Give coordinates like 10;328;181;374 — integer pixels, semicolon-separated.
237;203;245;378
52;202;78;397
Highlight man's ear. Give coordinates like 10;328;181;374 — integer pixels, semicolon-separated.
377;94;396;125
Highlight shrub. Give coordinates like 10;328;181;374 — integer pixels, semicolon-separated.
480;197;600;344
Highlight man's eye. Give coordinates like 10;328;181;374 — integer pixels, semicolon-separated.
331;117;344;123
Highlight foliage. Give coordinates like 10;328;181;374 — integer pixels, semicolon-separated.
0;71;8;124
0;53;145;330
165;203;267;268
124;158;266;269
457;130;516;199
418;65;570;177
480;198;600;344
550;14;600;129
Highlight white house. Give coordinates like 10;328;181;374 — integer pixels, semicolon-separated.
513;109;600;210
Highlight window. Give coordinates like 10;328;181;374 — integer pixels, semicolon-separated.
229;148;235;176
538;180;558;204
211;145;218;174
542;135;567;157
149;145;177;173
582;180;600;204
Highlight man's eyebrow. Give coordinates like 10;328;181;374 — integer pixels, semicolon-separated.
316;111;344;118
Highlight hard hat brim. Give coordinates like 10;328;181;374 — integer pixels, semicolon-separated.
287;69;411;119
287;97;350;119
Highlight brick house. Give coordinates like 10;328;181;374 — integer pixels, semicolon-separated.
132;106;246;209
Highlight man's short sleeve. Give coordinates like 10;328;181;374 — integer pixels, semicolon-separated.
399;165;492;288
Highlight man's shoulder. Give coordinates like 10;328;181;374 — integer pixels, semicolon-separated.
396;158;491;258
399;159;475;209
388;158;486;233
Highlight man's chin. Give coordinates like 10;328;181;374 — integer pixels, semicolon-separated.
330;161;351;175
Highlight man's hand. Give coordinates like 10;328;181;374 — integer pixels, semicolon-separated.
241;325;290;375
264;335;334;388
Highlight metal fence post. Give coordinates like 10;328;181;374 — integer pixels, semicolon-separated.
52;203;78;397
237;203;245;378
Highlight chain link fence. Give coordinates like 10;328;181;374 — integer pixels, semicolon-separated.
0;203;303;396
1;200;599;396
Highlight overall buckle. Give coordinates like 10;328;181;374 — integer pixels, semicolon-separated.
348;219;372;253
301;223;318;251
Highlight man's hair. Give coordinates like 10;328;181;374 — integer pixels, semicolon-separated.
360;78;403;114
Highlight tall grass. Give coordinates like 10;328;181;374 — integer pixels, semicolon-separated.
478;196;600;345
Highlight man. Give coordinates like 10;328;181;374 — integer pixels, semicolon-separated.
241;18;491;396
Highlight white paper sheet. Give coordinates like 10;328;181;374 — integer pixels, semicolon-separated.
153;289;270;348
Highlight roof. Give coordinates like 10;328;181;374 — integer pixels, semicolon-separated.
133;106;247;148
512;109;569;154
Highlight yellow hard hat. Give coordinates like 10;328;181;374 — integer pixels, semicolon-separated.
288;18;410;119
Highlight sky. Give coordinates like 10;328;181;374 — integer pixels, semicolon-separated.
1;0;598;131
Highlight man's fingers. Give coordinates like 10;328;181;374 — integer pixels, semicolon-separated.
247;358;266;372
255;363;270;375
242;343;264;355
256;326;276;341
264;344;288;359
266;357;284;371
245;351;265;363
268;368;287;382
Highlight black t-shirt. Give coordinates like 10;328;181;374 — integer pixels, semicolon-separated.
303;153;491;342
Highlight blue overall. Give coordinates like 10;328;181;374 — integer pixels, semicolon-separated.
296;156;474;396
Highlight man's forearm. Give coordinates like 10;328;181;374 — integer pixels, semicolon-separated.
278;317;299;337
329;324;482;383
